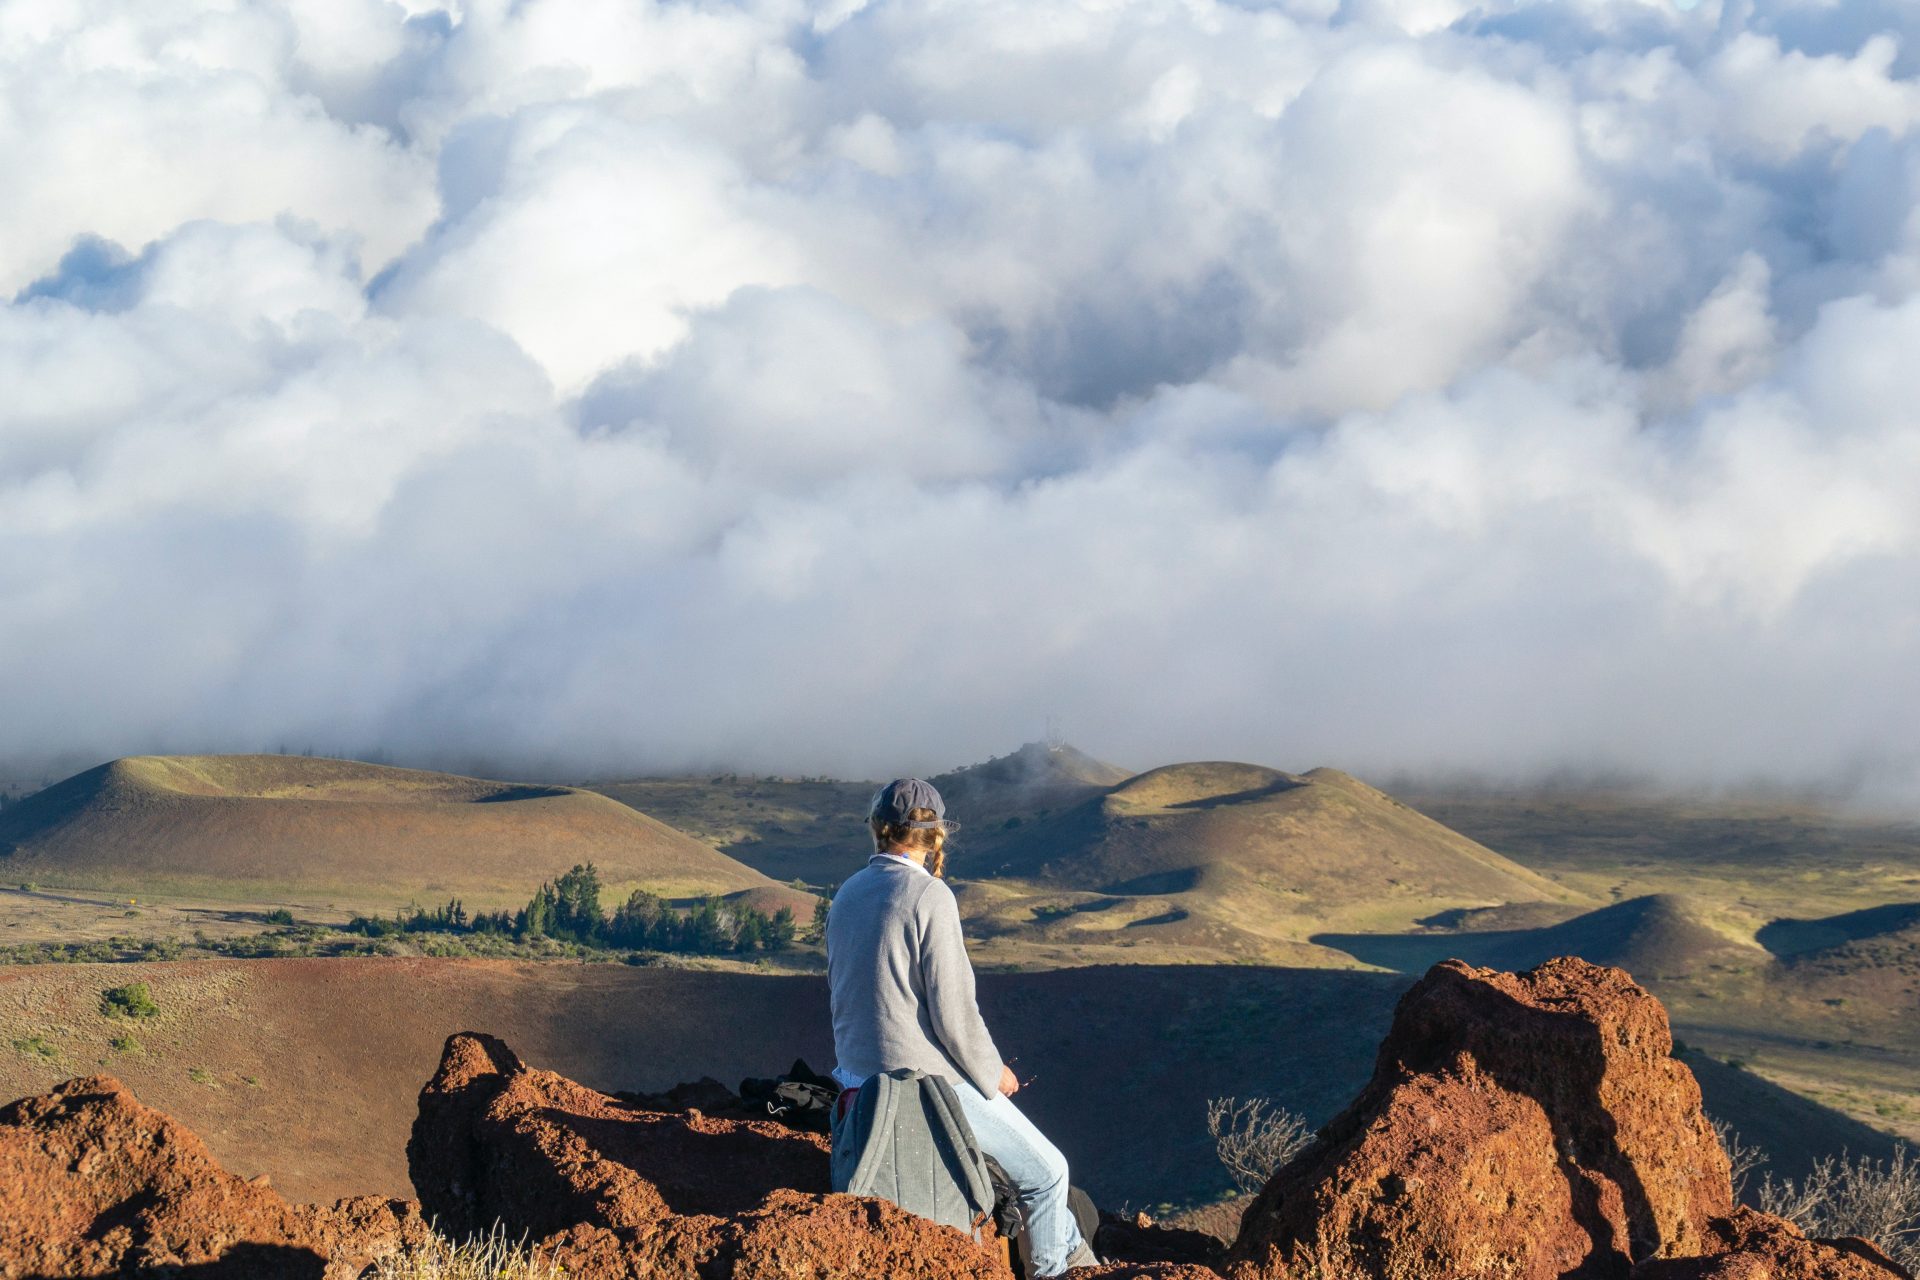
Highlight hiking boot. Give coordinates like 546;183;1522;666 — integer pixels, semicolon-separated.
1041;1237;1102;1277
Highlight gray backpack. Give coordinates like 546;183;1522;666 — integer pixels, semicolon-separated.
830;1068;997;1237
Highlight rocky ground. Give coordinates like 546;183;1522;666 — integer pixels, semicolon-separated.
1;957;1911;1279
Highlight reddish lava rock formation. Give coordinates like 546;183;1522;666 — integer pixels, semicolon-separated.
0;1075;425;1279
1224;957;1909;1280
407;1030;1014;1279
1632;1207;1913;1280
2;958;1912;1280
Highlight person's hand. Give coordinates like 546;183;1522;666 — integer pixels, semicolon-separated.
998;1063;1020;1097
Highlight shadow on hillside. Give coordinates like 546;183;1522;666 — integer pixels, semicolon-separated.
1311;929;1533;973
21;1243;328;1279
1165;778;1305;810
475;784;573;803
1757;902;1920;958
1684;1050;1906;1184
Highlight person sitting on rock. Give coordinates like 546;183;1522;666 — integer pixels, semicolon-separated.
827;776;1098;1278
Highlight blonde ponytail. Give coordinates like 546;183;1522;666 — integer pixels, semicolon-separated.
871;806;948;878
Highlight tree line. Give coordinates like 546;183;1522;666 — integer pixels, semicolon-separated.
346;863;802;956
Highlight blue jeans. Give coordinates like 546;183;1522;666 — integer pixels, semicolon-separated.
954;1085;1086;1276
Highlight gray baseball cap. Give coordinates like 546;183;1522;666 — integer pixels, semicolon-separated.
869;777;960;834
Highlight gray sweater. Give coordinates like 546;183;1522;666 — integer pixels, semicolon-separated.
827;854;1004;1098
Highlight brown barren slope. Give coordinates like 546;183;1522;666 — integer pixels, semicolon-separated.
961;764;1583;959
0;957;1406;1210
0;756;782;905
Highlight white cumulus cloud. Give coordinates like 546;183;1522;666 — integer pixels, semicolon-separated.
2;0;1920;799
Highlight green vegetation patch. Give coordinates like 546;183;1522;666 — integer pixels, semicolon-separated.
2;937;183;966
101;981;160;1019
12;1035;57;1060
346;865;801;958
108;1033;141;1055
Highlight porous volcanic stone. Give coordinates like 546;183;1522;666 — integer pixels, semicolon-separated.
0;1075;425;1279
1229;957;1735;1280
407;1030;1011;1279
1630;1207;1915;1280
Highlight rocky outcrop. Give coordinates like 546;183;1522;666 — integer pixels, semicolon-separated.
1225;957;1886;1280
1633;1207;1915;1280
407;1030;1011;1279
0;1075;425;1279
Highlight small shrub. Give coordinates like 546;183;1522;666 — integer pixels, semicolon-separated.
1759;1144;1920;1270
109;1033;141;1055
368;1223;565;1279
264;908;295;925
11;1035;57;1060
1207;1096;1312;1194
101;982;160;1019
187;1066;218;1087
1711;1117;1768;1201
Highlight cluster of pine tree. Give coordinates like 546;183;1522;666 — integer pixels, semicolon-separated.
353;865;799;956
346;899;468;937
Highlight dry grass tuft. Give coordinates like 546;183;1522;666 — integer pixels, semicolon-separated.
369;1225;566;1280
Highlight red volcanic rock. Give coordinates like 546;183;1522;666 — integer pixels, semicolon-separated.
1631;1207;1914;1280
408;1031;1011;1280
1229;957;1735;1280
0;1075;425;1279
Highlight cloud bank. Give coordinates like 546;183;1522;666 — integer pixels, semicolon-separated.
3;0;1920;794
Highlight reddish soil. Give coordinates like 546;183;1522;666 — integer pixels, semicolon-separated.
0;957;1403;1207
0;1074;424;1279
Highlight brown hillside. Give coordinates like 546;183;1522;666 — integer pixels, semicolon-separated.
1767;902;1920;1017
0;956;1894;1214
962;764;1579;956
0;755;782;905
931;741;1132;819
1010;765;1565;901
1316;893;1771;981
0;957;1403;1210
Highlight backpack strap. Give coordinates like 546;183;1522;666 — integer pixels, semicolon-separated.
840;1071;901;1197
920;1074;997;1226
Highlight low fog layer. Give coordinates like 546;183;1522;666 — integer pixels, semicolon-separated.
3;0;1919;793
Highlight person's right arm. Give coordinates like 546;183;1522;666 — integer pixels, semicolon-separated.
914;878;1009;1097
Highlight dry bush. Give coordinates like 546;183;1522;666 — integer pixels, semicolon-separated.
1711;1117;1769;1201
369;1224;565;1280
1207;1096;1312;1195
1758;1144;1920;1271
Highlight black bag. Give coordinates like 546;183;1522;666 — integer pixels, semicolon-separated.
739;1058;840;1133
